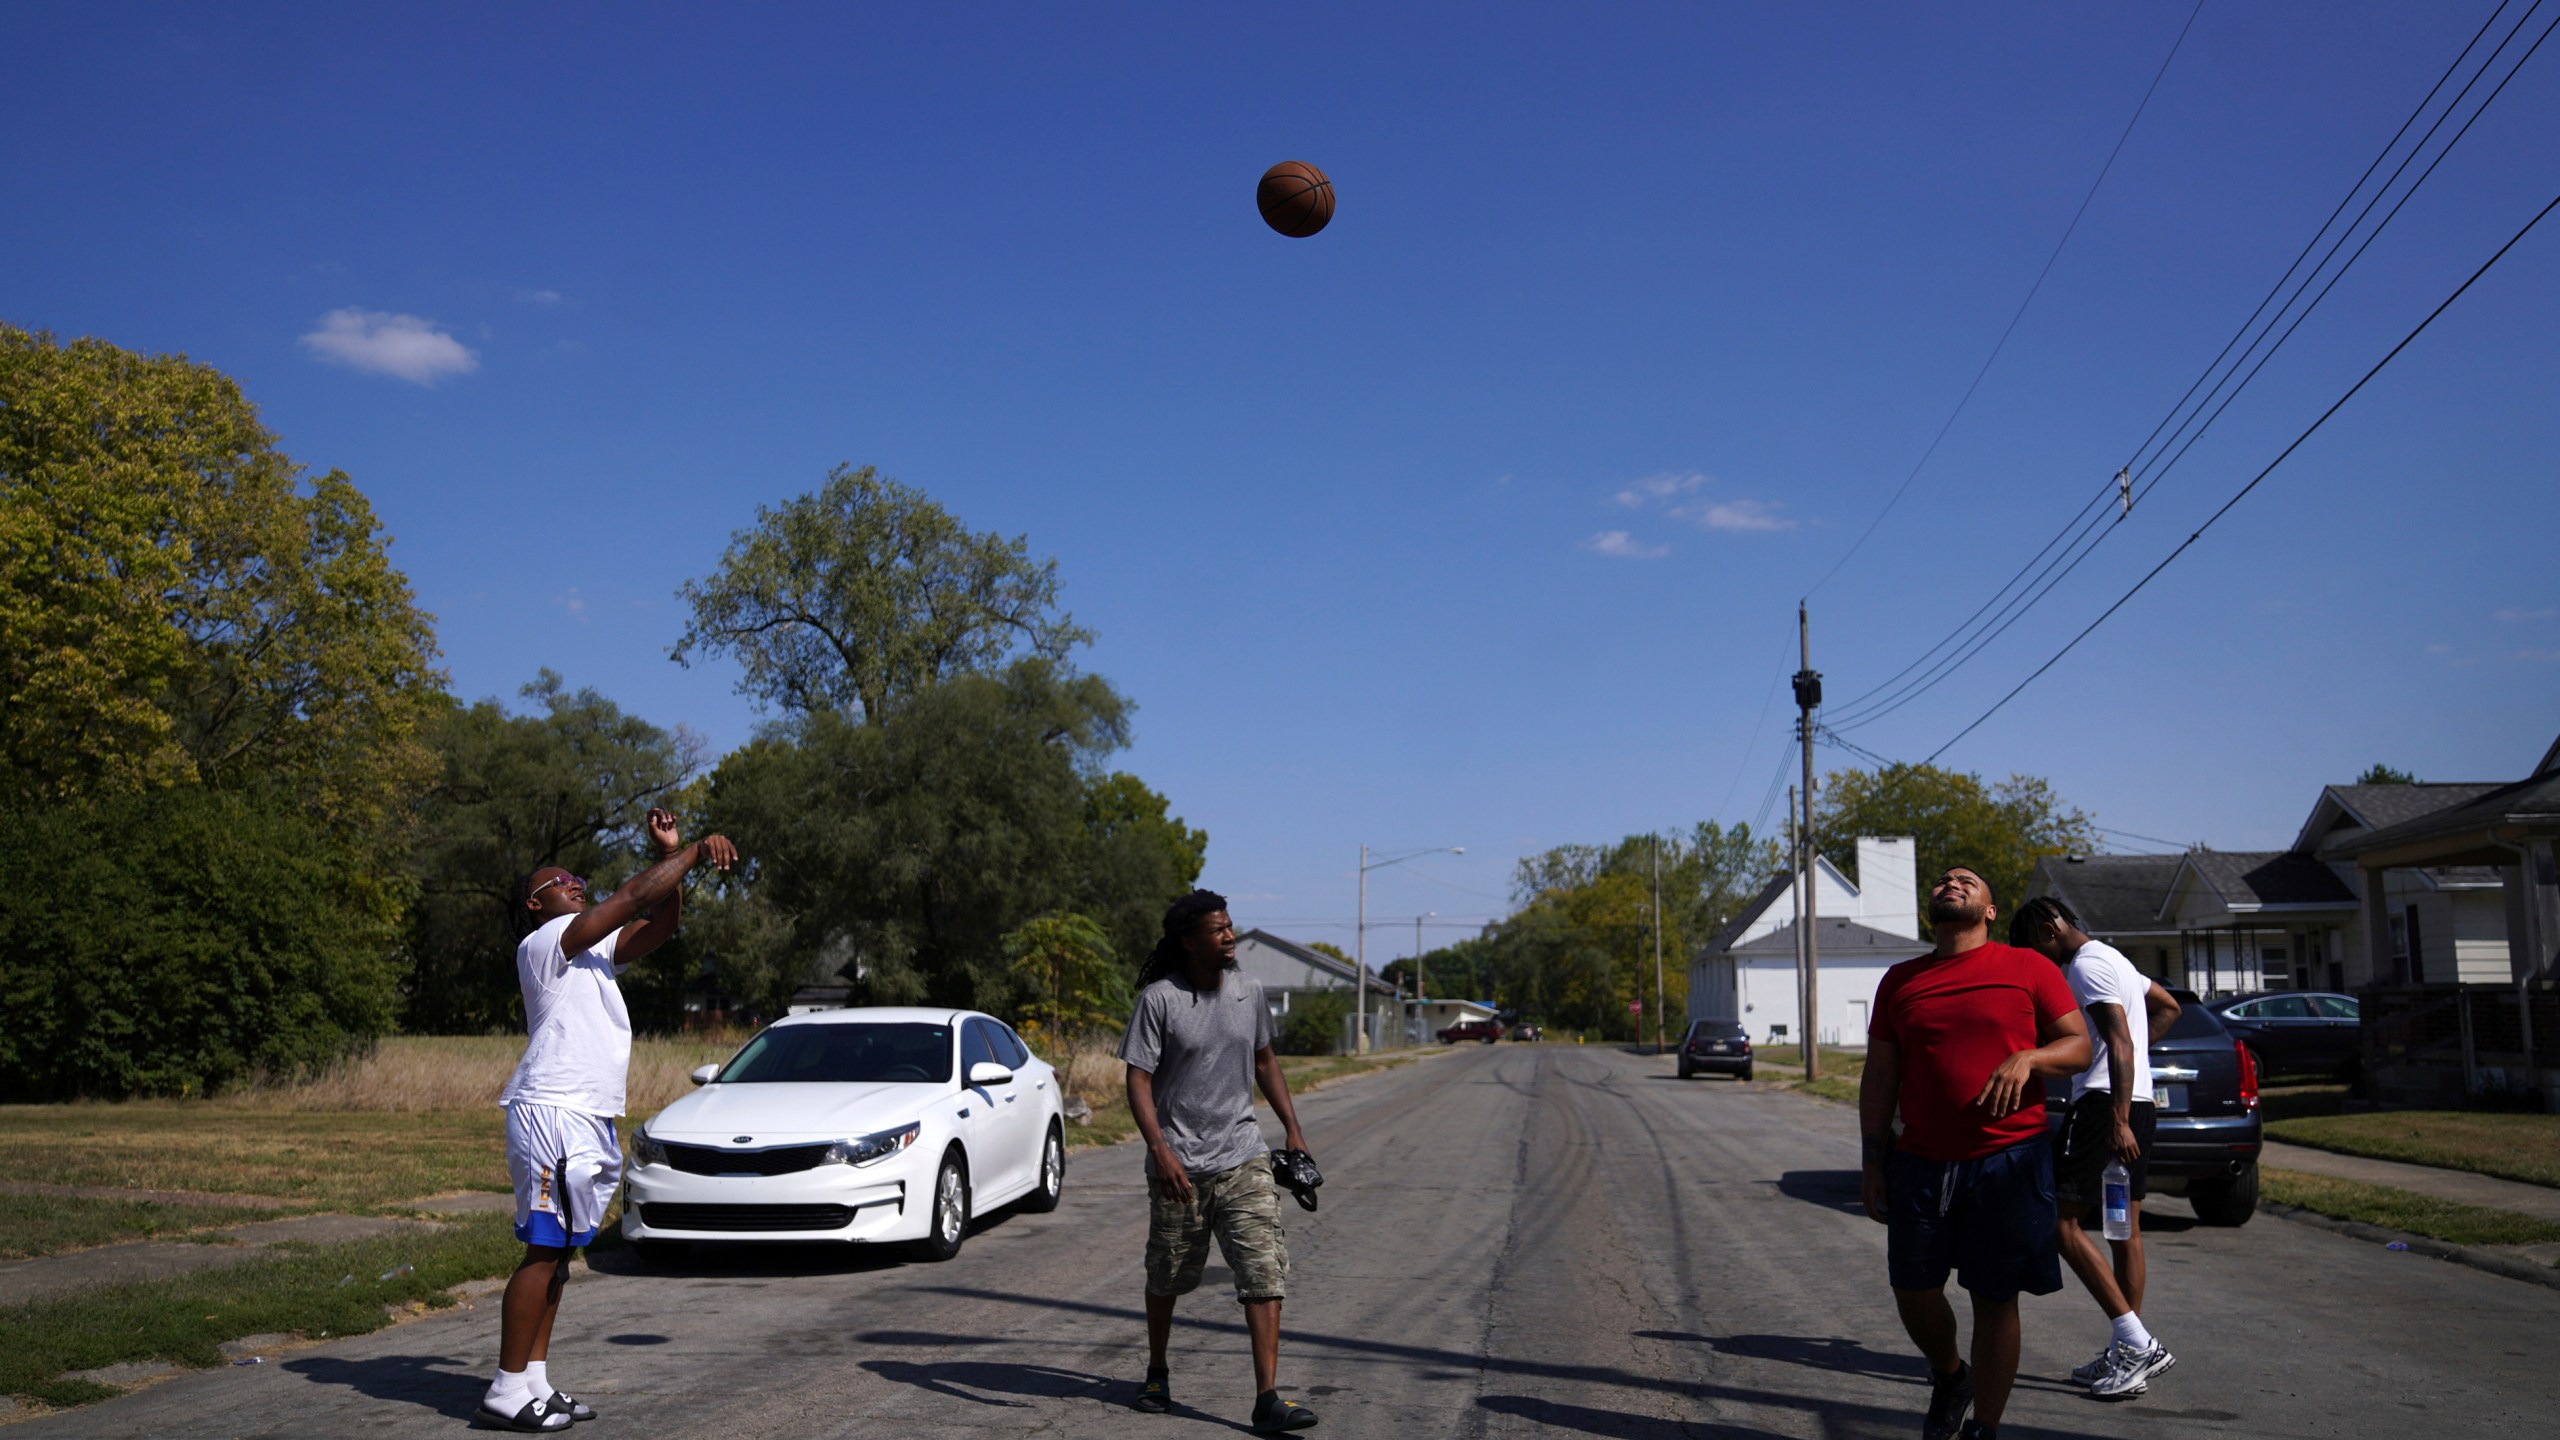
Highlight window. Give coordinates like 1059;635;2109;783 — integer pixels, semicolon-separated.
2311;995;2360;1020
961;1019;1001;1079
995;1023;1032;1067
2260;995;2314;1019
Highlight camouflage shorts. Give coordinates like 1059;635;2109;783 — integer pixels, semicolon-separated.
1145;1156;1289;1302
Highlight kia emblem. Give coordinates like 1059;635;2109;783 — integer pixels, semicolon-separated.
733;1136;753;1144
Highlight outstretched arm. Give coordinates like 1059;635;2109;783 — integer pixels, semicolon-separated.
1253;1044;1309;1155
562;817;737;959
611;808;720;966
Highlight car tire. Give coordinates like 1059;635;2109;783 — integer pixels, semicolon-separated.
1676;1062;1691;1079
1738;1065;1754;1083
1019;1123;1065;1214
913;1150;971;1261
2188;1162;2259;1227
2240;1042;2269;1083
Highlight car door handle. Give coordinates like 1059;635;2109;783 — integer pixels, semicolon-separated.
1004;1094;1017;1103
958;1108;971;1119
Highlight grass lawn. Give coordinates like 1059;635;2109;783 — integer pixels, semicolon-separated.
2260;1168;2560;1249
0;1210;521;1410
1063;1048;1436;1152
0;1107;507;1210
2265;1110;2560;1190
0;1195;304;1262
1756;1046;1866;1106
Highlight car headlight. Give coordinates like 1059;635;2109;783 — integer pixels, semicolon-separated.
632;1131;668;1168
824;1123;921;1167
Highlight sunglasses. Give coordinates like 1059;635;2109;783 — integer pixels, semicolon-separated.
529;874;587;901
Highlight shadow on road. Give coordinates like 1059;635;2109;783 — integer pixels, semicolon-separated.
1772;1171;1868;1215
1637;1331;1920;1386
1477;1392;1785;1438
859;1358;1115;1408
283;1353;481;1422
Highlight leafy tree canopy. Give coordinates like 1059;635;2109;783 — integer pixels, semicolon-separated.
0;324;442;830
2356;763;2418;785
671;464;1091;720
403;672;707;1032
1814;763;2098;928
702;659;1201;1017
1001;912;1132;1042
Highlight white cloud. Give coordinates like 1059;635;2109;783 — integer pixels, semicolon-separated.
2494;607;2556;622
556;587;589;621
299;308;478;384
514;288;564;306
2514;648;2560;663
1615;471;1711;507
1675;497;1795;533
1584;530;1670;560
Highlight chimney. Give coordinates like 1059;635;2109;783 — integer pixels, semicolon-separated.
1856;836;1921;941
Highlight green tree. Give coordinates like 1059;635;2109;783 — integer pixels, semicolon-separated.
2356;763;2418;785
0;325;443;828
703;659;1193;1016
403;673;706;1032
1080;772;1209;969
1814;763;2097;928
1001;912;1133;1041
1275;989;1353;1056
0;789;402;1099
671;464;1092;720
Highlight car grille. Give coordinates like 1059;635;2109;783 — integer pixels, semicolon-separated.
640;1203;858;1232
662;1142;833;1177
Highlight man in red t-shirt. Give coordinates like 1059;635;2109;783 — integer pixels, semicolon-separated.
1860;866;2091;1440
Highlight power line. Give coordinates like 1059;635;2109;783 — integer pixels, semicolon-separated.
1712;661;1790;821
1927;183;2560;762
2095;825;2197;852
1824;0;2550;734
1803;0;2204;599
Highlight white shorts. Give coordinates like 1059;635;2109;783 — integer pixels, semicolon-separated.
504;1103;623;1248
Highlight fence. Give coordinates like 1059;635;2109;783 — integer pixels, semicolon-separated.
2360;983;2560;1109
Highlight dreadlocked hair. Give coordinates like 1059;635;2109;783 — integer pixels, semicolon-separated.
2006;894;2078;949
1139;888;1231;988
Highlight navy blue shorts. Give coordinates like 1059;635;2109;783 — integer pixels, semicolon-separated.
1885;1134;2061;1301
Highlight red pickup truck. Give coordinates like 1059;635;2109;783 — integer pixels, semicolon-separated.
1438;1019;1502;1044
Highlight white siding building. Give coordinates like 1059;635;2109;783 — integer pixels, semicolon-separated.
1686;837;1922;1047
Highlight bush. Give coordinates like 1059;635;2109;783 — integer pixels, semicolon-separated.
1275;989;1353;1056
0;788;402;1099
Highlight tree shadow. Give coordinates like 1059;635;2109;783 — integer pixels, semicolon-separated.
1477;1394;1785;1438
283;1353;482;1422
1772;1170;1868;1215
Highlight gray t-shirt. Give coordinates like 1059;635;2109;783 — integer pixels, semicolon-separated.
1118;969;1277;1177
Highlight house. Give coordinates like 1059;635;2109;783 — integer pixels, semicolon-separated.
2024;854;2184;980
2156;850;2360;995
2297;781;2516;988
1687;836;1921;1047
1414;998;1499;1038
1233;928;1403;1051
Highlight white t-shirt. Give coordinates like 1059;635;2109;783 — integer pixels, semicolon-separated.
497;913;631;1117
2066;938;2154;1103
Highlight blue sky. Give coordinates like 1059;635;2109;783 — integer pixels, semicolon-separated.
8;2;2556;962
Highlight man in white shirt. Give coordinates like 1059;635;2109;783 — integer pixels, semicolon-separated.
2010;897;2182;1403
480;808;737;1433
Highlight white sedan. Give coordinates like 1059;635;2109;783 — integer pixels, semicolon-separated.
622;1007;1066;1260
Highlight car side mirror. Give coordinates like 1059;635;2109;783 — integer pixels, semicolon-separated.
689;1063;720;1087
967;1061;1014;1087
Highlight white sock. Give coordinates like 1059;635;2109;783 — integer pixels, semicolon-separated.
2111;1312;2155;1351
524;1360;551;1396
486;1367;532;1410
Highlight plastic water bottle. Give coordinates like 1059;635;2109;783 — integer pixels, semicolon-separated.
2101;1159;2133;1241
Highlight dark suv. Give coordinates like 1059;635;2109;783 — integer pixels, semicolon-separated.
1676;1019;1753;1081
2044;987;2262;1225
1438;1018;1502;1044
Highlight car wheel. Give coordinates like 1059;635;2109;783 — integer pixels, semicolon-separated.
1676;1062;1691;1079
1020;1123;1065;1214
1737;1065;1754;1083
913;1150;971;1261
2188;1163;2259;1227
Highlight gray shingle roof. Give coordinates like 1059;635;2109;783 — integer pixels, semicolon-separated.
2031;854;2184;935
2327;783;2502;832
2319;767;2560;865
2184;850;2358;909
1728;916;1925;960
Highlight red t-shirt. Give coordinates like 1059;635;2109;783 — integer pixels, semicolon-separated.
1870;941;2079;1162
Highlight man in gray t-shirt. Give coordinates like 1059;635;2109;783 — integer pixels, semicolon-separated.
1119;890;1317;1433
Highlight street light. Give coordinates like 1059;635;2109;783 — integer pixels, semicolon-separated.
1358;845;1463;1054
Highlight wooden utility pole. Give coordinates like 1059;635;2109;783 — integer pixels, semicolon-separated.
1651;834;1666;1054
1788;786;1804;1052
1795;603;1823;1083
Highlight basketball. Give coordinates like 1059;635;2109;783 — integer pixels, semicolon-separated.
1256;160;1334;238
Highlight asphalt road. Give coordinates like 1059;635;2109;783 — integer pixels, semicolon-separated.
22;1044;2556;1439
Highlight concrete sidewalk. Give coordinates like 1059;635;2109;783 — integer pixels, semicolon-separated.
2261;1137;2560;1223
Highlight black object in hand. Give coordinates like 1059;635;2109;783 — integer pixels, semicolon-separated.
1270;1147;1324;1211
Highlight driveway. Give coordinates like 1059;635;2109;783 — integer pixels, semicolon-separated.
16;1044;2555;1437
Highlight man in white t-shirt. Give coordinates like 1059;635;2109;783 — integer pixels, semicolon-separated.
2011;897;2183;1403
479;808;737;1433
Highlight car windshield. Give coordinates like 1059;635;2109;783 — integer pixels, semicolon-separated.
1691;1022;1745;1038
717;1023;953;1084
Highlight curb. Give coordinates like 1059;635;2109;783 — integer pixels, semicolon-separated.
2261;1200;2560;1292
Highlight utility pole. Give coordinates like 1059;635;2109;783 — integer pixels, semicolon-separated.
1356;843;1369;1054
1652;834;1666;1054
1795;603;1823;1084
1788;784;1803;1051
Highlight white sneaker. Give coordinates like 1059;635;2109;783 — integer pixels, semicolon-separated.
2091;1340;2175;1399
2069;1342;2120;1386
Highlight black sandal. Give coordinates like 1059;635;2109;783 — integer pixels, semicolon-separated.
474;1395;574;1432
549;1390;597;1423
1134;1370;1172;1413
1251;1393;1319;1433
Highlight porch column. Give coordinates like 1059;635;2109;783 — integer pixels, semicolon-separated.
2360;862;2392;987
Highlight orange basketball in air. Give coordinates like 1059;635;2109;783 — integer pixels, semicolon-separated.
1256;161;1335;238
